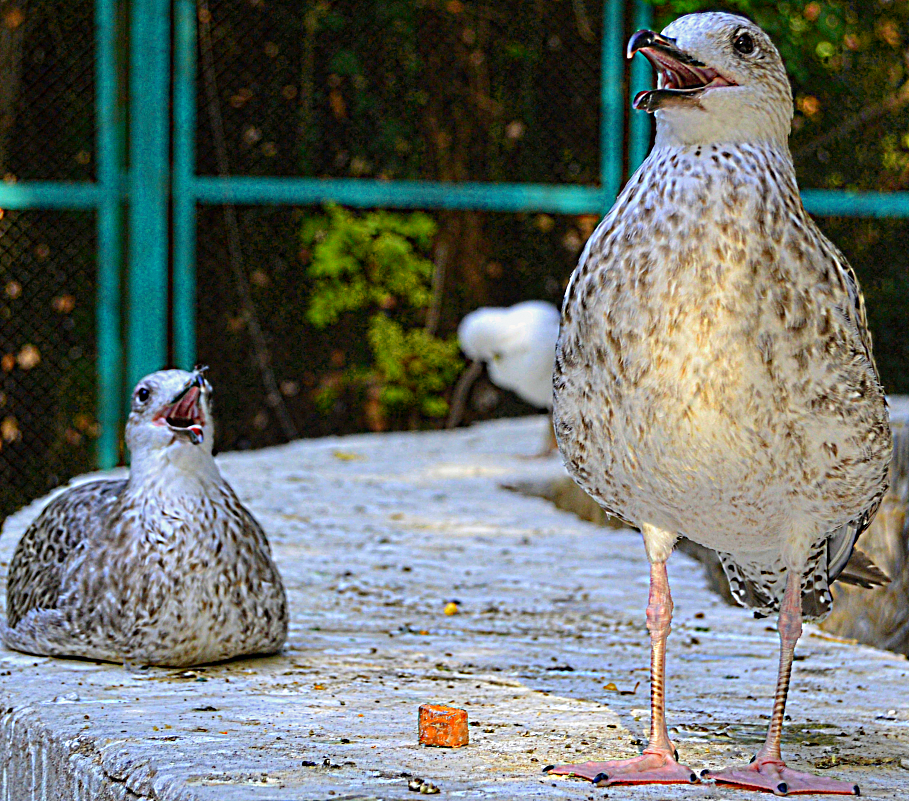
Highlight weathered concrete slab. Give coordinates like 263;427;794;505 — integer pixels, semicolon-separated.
0;417;907;800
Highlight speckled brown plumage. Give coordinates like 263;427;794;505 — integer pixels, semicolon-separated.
554;104;891;623
3;369;288;667
547;13;891;792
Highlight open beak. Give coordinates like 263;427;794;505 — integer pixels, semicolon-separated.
157;371;207;445
627;29;736;112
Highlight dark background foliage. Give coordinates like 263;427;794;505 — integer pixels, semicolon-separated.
0;1;97;517
2;0;909;522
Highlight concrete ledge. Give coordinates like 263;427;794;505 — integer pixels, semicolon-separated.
1;417;907;800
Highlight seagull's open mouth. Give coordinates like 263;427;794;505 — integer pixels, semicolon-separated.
627;30;736;112
155;380;206;445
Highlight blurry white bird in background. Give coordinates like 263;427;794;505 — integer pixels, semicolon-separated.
447;301;561;450
457;300;561;409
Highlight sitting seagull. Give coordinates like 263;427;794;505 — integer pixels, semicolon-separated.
549;12;890;796
2;368;288;668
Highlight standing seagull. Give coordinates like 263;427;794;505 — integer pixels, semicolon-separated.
2;368;288;667
550;12;890;796
457;300;561;410
452;301;561;451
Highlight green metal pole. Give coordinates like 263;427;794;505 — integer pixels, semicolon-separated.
173;0;197;370
600;0;625;206
628;0;653;174
801;189;909;217
95;0;123;469
126;0;171;391
0;183;103;208
192;177;610;214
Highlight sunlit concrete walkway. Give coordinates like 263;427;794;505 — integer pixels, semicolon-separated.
1;417;906;800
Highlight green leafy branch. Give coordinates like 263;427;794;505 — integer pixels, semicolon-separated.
303;205;462;428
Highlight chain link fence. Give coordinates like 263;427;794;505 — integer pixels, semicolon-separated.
196;0;603;184
3;0;909;522
194;0;605;450
0;0;96;523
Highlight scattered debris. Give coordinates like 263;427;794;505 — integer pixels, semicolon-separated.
408;777;440;794
172;669;207;681
332;450;366;461
603;680;640;695
815;754;904;770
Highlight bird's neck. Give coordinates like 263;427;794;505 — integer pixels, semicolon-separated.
649;136;794;166
633;138;800;202
126;444;224;498
652;101;792;152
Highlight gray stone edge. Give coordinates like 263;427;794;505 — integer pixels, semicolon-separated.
0;704;198;801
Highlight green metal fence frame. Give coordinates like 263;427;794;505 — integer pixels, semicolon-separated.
4;0;909;470
0;0;124;471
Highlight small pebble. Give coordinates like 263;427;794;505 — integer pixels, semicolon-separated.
407;777;441;794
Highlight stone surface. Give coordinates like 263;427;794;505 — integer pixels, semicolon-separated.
0;416;907;800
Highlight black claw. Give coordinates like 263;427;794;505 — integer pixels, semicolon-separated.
673;748;679;760
542;765;555;774
853;785;861;796
689;772;698;783
776;781;788;796
592;772;609;786
700;769;711;778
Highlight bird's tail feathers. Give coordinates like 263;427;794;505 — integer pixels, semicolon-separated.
718;544;835;622
834;547;890;588
1;609;103;661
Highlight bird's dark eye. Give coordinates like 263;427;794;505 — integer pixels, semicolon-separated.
136;387;150;403
733;31;755;55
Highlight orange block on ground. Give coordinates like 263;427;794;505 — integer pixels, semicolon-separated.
418;704;469;748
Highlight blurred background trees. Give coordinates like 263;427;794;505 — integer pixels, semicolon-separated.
2;0;909;519
195;0;909;453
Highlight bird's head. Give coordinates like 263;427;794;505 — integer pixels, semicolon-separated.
125;367;215;461
628;13;792;148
